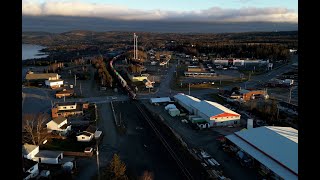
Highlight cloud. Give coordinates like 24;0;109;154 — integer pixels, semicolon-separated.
22;0;298;23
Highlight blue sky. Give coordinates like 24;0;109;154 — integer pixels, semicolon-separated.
23;0;298;22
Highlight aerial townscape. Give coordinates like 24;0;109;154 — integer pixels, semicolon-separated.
22;0;298;180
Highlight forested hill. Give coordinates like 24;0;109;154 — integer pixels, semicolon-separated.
22;30;297;47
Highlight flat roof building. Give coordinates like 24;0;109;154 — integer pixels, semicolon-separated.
226;126;298;180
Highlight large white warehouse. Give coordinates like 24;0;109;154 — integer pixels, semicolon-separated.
226;126;298;180
173;93;201;113
173;93;240;127
191;100;240;127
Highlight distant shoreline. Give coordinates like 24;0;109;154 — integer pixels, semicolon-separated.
22;44;48;61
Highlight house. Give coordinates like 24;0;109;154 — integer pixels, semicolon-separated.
22;143;40;159
22;144;70;165
51;102;89;118
46;116;71;135
33;150;64;164
23;158;39;180
76;125;97;142
76;132;94;142
55;89;74;99
45;79;64;89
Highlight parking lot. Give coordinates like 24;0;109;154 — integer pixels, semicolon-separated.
142;100;258;180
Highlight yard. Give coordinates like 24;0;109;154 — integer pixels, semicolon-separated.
41;137;95;152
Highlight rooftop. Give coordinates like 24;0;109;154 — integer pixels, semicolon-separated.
47;79;64;82
35;150;63;158
60;124;69;129
191;100;240;118
26;73;58;80
150;97;171;103
226;126;298;179
23;158;38;171
78;131;93;137
22;143;38;155
56;89;74;95
173;93;201;107
85;125;96;134
56;102;77;106
52;116;67;125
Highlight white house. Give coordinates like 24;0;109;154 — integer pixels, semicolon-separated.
76;125;96;142
22;143;40;159
33;150;64;164
46;116;71;135
76;132;94;142
45;79;64;89
23;158;39;180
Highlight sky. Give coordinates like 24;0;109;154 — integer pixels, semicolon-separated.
22;0;298;23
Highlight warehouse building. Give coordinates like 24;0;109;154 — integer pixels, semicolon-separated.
191;100;240;127
225;126;298;180
173;93;201;113
173;93;240;127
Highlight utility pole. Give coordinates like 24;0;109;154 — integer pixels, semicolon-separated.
74;74;77;87
80;82;82;96
288;86;292;103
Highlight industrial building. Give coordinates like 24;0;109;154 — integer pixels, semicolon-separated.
230;89;269;101
225;126;298;180
173;93;240;127
150;97;172;105
25;72;63;89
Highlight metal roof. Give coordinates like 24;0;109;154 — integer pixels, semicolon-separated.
173;93;201;107
26;73;58;80
35;150;63;158
191;100;240;118
150;97;171;103
226;126;298;179
52;116;67;125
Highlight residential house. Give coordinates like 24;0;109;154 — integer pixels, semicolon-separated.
22;143;40;159
23;158;39;180
51;102;89;119
46;116;71;135
33;150;64;164
55;89;75;99
76;125;96;142
22;144;69;165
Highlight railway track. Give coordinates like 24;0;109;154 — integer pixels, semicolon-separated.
134;101;194;180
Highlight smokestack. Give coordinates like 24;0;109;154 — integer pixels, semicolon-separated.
133;33;136;59
136;35;138;60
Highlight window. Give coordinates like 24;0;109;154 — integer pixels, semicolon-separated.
71;106;74;108
63;107;66;109
82;137;85;139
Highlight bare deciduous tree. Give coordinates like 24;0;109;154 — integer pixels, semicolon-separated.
23;113;50;145
139;171;154;180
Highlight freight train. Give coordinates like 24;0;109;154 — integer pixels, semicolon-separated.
109;55;137;100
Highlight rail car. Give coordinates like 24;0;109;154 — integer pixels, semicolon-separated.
109;56;137;100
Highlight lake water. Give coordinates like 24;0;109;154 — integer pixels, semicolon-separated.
22;44;48;60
